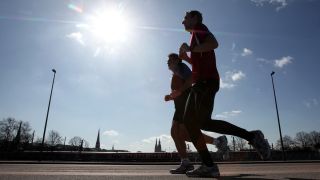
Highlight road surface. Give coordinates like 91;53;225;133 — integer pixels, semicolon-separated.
0;162;319;179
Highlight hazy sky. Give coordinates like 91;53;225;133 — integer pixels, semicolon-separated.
1;0;319;152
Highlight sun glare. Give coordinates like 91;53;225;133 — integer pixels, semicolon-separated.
88;9;130;44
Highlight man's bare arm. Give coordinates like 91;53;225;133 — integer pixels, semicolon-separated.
170;75;192;99
192;33;218;52
179;50;192;64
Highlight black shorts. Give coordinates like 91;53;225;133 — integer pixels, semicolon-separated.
184;79;220;127
173;88;191;123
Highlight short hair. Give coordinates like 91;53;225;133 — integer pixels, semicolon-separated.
187;10;203;23
168;53;182;63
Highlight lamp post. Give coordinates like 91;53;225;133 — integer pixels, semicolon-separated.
41;69;56;151
270;71;286;161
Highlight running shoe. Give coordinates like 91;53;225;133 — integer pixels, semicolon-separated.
170;162;194;174
249;130;271;160
216;135;228;155
186;164;220;178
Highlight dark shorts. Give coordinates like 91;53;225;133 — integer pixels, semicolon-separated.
184;79;220;127
173;88;191;123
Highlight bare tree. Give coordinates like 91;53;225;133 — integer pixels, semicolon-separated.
69;136;89;148
0;117;18;141
69;136;82;146
235;137;248;150
46;130;62;146
309;131;320;148
19;121;32;143
34;137;43;144
229;136;236;151
276;135;295;150
295;131;311;148
83;139;90;148
229;136;248;151
0;118;33;144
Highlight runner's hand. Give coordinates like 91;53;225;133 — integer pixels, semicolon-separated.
179;50;189;61
180;43;190;53
170;90;181;99
164;95;173;101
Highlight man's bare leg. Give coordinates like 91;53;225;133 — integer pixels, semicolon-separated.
170;121;194;174
171;121;187;159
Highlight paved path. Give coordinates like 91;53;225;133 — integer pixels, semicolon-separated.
0;162;319;179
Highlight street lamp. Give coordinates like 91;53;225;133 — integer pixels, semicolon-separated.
270;71;286;161
41;69;56;151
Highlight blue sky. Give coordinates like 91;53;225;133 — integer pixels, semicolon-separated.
0;0;319;152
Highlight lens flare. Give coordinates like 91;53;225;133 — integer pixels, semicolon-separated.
68;4;83;13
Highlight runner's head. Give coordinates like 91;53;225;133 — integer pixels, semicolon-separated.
182;10;203;32
167;53;181;71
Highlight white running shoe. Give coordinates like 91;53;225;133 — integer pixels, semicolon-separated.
186;164;220;178
249;130;271;160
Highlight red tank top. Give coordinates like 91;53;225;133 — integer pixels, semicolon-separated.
190;24;220;83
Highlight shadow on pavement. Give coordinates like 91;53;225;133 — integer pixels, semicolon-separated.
218;174;311;180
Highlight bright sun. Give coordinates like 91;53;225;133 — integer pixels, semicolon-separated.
88;9;130;44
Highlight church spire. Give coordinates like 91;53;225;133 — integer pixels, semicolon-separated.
14;121;22;146
158;138;162;152
154;138;158;152
154;138;163;152
95;129;100;150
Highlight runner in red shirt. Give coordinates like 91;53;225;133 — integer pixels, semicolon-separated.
178;10;271;178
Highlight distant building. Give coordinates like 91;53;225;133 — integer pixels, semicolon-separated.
13;121;22;150
14;121;22;145
95;129;100;150
154;138;162;152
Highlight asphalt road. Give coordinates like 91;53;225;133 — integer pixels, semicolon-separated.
0;162;319;180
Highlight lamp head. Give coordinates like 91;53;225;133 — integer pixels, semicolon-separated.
52;69;56;73
271;71;275;76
